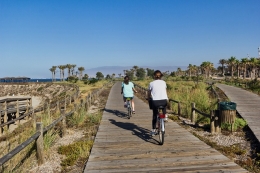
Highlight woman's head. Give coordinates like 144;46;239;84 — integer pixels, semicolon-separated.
124;75;130;84
153;70;163;79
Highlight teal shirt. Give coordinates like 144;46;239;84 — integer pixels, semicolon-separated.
122;82;134;97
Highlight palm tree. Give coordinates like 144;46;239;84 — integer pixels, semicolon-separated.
249;57;259;79
78;67;85;80
52;66;57;81
58;65;63;81
187;64;193;77
235;59;241;79
190;65;198;76
61;65;66;81
132;65;139;77
49;67;55;82
66;64;73;78
176;68;182;76
200;61;214;78
227;56;237;77
218;59;226;76
71;64;77;76
241;58;249;79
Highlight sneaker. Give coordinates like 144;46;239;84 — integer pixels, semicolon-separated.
164;114;168;122
150;129;156;136
132;111;135;114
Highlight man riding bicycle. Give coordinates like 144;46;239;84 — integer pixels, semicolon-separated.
121;76;137;114
147;70;168;136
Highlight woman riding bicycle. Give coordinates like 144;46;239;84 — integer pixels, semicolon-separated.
121;76;137;114
147;70;168;136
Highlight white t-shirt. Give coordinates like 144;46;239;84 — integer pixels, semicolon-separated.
149;80;168;100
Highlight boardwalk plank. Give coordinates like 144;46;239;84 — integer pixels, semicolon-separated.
217;83;260;143
84;82;247;172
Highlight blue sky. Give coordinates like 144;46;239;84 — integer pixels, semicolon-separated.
0;0;259;78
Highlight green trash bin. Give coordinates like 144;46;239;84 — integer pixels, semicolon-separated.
219;102;236;123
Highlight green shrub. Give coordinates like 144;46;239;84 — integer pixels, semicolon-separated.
67;107;87;127
58;140;93;167
44;130;58;150
221;118;247;131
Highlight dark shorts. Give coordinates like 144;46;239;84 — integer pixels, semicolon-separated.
123;96;134;100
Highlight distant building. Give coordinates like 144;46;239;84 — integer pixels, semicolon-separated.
0;77;31;82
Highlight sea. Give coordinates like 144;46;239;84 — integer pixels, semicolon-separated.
0;79;62;83
29;79;61;82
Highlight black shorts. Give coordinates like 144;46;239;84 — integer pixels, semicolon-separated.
123;96;134;100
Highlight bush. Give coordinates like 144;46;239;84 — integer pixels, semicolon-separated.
221;118;247;131
58;140;93;167
85;78;99;85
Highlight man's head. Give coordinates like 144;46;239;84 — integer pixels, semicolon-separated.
153;70;163;79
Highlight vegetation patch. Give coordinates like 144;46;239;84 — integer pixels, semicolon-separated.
221;118;247;131
58;140;93;167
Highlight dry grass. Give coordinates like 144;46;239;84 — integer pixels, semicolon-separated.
0;81;108;170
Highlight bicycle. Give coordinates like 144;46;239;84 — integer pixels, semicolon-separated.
126;97;132;119
155;105;166;145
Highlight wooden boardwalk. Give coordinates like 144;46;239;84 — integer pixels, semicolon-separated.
217;83;260;143
84;82;247;173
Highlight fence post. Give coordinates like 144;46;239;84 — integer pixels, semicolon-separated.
215;110;220;134
36;122;44;165
64;97;67;111
85;96;88;111
56;101;59;112
210;110;215;133
178;102;181;116
25;99;30;120
61;110;66;137
16;100;20;125
32;109;36;128
4;100;7;124
4;100;8;130
191;102;196;123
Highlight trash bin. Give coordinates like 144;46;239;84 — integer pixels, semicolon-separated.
219;102;236;123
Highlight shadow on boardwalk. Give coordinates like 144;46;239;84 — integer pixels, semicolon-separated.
108;118;160;145
104;108;129;119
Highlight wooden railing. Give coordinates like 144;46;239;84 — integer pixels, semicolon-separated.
0;84;80;136
134;83;222;134
0;97;32;135
0;82;112;170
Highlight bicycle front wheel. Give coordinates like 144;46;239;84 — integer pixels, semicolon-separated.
158;119;165;145
128;107;131;119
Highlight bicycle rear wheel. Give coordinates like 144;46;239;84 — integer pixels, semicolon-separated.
158;119;165;145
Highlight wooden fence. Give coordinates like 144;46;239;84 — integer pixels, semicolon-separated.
134;83;222;134
0;82;112;171
0;97;32;135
